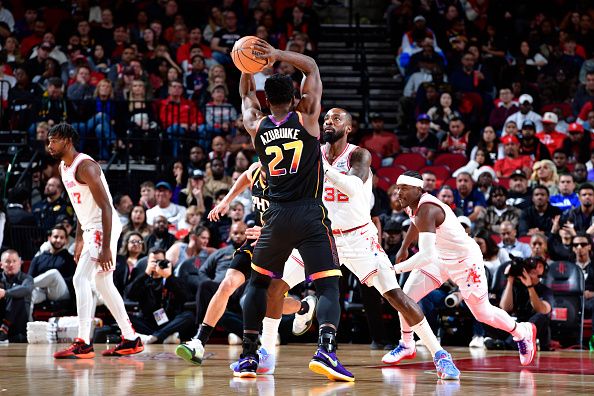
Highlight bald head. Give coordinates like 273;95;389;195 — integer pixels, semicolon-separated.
229;221;247;245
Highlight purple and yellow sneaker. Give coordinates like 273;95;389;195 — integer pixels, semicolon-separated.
433;350;460;380
233;354;259;378
308;348;355;382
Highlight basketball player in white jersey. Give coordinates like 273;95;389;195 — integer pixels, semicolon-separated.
390;170;537;366
230;108;461;380
48;124;144;359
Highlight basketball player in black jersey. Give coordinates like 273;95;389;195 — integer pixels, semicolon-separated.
236;39;353;381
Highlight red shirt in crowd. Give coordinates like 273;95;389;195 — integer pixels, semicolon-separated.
494;155;533;178
535;130;566;155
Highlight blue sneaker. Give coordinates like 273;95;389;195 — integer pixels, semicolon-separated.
309;348;355;382
233;354;259;378
433;350;460;380
230;348;276;374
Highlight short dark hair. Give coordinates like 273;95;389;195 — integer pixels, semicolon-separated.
552;149;567;157
149;247;167;256
422;170;436;177
532;184;550;196
47;77;63;88
402;170;422;180
264;73;294;106
50;224;68;236
490;185;508;197
113;194;129;207
559;173;574;181
578;183;594;194
48;123;80;146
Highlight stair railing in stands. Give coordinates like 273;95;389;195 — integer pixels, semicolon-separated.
354;14;370;125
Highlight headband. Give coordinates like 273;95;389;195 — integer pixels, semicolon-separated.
396;175;424;188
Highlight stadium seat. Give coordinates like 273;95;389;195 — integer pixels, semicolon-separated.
369;151;383;171
376;176;392;192
392;153;427;171
377;166;405;186
491;234;502;245
433;153;468;172
543;261;585;347
541;103;572;119
443;177;457;189
518;236;531;244
497;177;510;189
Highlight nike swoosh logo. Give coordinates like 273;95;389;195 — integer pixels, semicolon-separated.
321;352;338;367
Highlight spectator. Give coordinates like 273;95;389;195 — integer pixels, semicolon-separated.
28;225;75;309
0;250;33;343
210;10;242;65
114;194;133;228
562;183;594;235
572;233;594;348
573;162;589;185
167;223;217;268
562;122;592;165
179;169;207;213
139;181;157;210
504;94;543;132
494;135;533;178
203;84;238;146
176;205;204;238
497;256;553;351
449;51;492;96
536;112;566;156
519;185;562;237
35;216;75;257
177;27;212;65
421;171;437;195
501;120;519;138
6;187;35;226
31;177;73;234
125;248;194;344
520;120;551;161
203;6;224;43
397;15;443;75
437;185;463;216
36;77;68;129
474;166;498;201
25;41;52;81
498;220;532;259
122;205;152;240
489;87;519;133
185;55;209;104
188;146;208;173
476;186;521;234
440;116;469;155
427;92;459;136
401;113;438;162
548;220;574;262
114;231;146;295
550;174;580;214
453;172;486;221
144;215;177;252
530;160;560;196
360;112;400;158
470;125;503;164
474;229;509;278
573;70;594;116
146;181;187;230
66;66;95;101
202;158;233;205
552;150;570;175
382;220;404;264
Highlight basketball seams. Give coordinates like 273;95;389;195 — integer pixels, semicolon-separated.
232;36;268;73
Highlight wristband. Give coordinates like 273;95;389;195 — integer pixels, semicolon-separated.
526;284;534;289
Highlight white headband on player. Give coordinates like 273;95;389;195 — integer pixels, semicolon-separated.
396;175;424;188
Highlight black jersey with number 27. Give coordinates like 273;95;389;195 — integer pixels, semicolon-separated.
254;111;323;202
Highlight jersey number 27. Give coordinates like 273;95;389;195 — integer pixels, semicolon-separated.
265;141;303;176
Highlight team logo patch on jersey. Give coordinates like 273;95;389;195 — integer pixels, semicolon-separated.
93;230;103;248
466;266;481;284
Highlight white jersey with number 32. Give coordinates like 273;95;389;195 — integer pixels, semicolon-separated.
61;153;118;230
322;144;373;230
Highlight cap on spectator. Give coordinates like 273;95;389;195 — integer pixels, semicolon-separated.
473;166;499;183
383;220;402;233
190;169;205;179
417;113;430;122
542;112;558;124
509;169;527;179
519;94;533;104
458;216;471;229
501;135;520;145
413;15;426;23
521;120;536;130
369;112;382;120
155;181;172;191
568;122;584;133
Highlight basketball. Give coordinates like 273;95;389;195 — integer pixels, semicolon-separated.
231;36;269;74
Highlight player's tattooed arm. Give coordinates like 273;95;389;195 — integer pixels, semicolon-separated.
347;148;372;183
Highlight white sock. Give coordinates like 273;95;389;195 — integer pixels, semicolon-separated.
398;313;415;347
261;317;281;352
411;318;442;356
78;318;93;345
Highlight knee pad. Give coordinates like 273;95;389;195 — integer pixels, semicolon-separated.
313;276;339;295
249;272;272;289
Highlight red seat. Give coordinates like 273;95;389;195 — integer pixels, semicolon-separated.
369;151;383;171
376;176;392;192
518;236;532;244
377;166;405;185
541;103;572;119
392;153;427;171
420;165;451;188
497;177;510;189
433;153;468;172
443;177;457;189
491;234;502;244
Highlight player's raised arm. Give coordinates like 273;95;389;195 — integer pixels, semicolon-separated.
208;162;260;222
239;72;264;137
323;147;371;197
76;160;114;271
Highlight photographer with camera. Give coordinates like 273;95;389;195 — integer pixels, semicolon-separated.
495;255;554;351
124;248;194;344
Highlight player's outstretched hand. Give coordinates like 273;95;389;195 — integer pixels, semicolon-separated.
252;39;278;63
395;247;409;263
208;201;230;222
246;226;262;241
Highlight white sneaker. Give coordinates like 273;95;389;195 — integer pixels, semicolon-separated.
137;333;157;345
382;342;416;365
292;295;317;336
514;322;537;366
175;338;205;365
469;336;485;349
163;332;180;344
228;333;242;345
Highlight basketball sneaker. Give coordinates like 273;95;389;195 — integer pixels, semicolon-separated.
53;338;95;359
382;342;416;365
175;338;205;365
102;336;144;356
233;354;259;378
230;347;276;374
433;350;460;380
308;347;355;382
514;322;537;366
293;295;317;336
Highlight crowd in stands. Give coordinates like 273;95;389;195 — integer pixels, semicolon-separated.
1;0;594;350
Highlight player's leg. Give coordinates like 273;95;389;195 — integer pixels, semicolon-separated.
97;228;143;356
450;259;537;366
54;238;95;359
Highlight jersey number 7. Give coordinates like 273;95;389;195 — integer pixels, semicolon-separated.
265;141;304;176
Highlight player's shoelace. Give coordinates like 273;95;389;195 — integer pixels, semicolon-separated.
517;339;528;355
389;344;407;356
435;353;459;378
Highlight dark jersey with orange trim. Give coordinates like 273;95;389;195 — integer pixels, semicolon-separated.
254;111;323;202
250;166;268;227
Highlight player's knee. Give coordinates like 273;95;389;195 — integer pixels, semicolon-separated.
220;276;242;296
249;272;271;289
267;279;289;298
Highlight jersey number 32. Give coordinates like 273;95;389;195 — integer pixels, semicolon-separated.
324;187;348;202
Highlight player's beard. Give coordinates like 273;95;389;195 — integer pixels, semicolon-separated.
323;129;345;144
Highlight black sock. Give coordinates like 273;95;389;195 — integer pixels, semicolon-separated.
297;300;309;315
241;332;260;357
318;325;337;353
195;323;214;345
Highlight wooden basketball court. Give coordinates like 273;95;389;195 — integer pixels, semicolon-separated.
1;343;593;395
